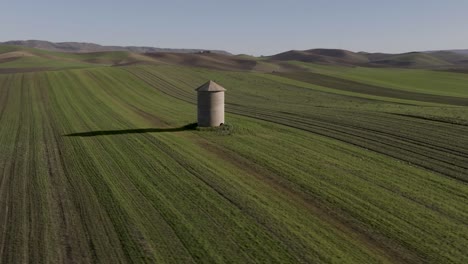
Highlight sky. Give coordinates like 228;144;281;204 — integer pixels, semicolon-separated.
1;0;468;55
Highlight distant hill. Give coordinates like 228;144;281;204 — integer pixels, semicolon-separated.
143;52;256;71
2;42;468;72
0;44;304;73
270;49;369;66
0;40;231;55
269;48;468;68
452;50;468;55
426;49;468;56
367;52;452;67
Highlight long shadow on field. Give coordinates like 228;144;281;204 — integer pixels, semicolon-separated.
64;123;197;137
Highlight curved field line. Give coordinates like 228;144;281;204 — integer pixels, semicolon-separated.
274;72;468;106
125;67;468;182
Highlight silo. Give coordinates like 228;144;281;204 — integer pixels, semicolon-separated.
195;80;226;127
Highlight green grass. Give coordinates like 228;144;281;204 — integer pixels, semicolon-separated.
0;50;467;263
0;55;97;69
0;45;23;53
0;45;156;71
291;62;468;98
372;52;452;67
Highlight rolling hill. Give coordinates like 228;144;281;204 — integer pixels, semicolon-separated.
269;49;370;65
3;41;468;71
4;40;468;70
3;44;468;74
0;40;231;55
141;52;305;72
426;49;468;56
367;52;452;67
0;45;304;73
0;45;467;263
270;48;468;69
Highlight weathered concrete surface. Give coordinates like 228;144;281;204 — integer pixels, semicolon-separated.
196;81;226;127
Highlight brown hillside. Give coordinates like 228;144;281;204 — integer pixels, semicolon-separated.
269;49;369;65
142;52;303;72
143;52;257;71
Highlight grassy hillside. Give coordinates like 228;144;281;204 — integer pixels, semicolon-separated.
0;45;159;72
270;48;468;69
269;49;370;65
290;62;468;98
369;52;451;67
0;45;303;73
0;47;468;263
0;40;231;55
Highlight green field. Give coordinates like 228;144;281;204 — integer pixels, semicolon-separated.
0;47;468;263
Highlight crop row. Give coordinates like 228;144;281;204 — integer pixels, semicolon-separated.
126;67;468;182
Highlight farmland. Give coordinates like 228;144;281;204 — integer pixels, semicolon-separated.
0;47;468;263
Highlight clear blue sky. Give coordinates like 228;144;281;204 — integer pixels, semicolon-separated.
2;0;468;55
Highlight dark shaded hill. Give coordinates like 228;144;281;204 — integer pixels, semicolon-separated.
270;48;468;68
367;52;451;67
426;51;468;65
0;44;304;73
274;71;468;106
426;49;468;56
269;49;369;65
141;52;305;72
143;52;256;70
0;40;231;55
2;43;468;73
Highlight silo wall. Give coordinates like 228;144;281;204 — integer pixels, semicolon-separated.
197;91;224;127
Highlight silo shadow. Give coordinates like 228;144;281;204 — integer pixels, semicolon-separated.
64;123;197;137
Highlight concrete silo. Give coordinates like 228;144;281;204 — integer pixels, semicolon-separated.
195;80;226;127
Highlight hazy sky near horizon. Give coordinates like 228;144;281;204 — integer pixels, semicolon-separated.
1;0;468;55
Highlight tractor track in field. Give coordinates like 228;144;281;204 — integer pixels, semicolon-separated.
84;70;168;128
387;113;468;127
237;109;468;182
69;76;394;262
193;139;414;263
0;76;12;121
125;67;468;182
59;70;322;261
273;72;468;106
0;75;13;260
236;107;468;161
91;84;423;263
0;77;28;263
2;67;467;263
0;68;55;74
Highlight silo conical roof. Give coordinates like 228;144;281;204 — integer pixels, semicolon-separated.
195;80;227;92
